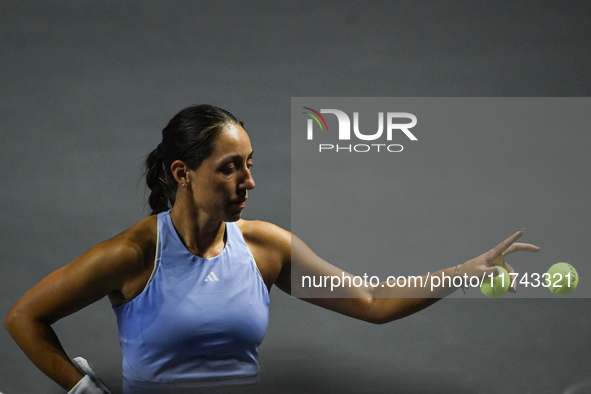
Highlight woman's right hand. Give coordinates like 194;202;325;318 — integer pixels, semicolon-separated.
67;357;113;394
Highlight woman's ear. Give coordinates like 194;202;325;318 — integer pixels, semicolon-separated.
170;160;190;188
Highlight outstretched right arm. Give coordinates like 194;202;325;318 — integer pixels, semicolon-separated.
3;221;155;391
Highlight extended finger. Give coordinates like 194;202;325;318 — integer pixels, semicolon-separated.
490;230;525;256
503;243;541;256
502;262;517;293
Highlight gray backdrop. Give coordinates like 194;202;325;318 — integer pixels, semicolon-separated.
1;1;590;393
291;97;589;299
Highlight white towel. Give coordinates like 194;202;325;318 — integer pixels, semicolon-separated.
68;357;113;394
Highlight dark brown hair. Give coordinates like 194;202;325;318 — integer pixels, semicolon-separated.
145;104;243;215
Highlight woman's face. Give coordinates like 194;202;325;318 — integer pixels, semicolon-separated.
187;123;255;222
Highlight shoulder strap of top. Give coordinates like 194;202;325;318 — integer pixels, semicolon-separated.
139;212;164;292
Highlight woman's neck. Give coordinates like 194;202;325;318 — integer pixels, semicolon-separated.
169;204;226;258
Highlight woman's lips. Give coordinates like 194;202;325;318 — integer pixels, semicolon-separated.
230;199;246;208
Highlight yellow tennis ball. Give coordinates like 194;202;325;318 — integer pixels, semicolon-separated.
480;266;510;298
546;262;578;295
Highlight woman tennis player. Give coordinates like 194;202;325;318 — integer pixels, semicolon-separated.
4;104;540;393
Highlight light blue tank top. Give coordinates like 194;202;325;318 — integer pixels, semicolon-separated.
113;210;270;393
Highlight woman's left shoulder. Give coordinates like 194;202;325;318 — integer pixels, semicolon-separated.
235;219;291;250
235;220;291;289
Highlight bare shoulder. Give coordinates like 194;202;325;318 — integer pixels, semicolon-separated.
109;215;158;261
6;216;159;324
236;219;291;249
79;216;156;273
99;215;158;303
50;214;159;308
235;219;291;289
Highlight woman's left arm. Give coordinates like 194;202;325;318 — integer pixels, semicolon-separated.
242;222;539;324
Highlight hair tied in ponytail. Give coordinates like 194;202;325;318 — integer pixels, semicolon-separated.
144;104;242;216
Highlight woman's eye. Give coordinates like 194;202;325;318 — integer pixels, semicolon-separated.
222;166;236;174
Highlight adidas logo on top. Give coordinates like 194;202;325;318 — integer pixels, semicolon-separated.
204;271;219;282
